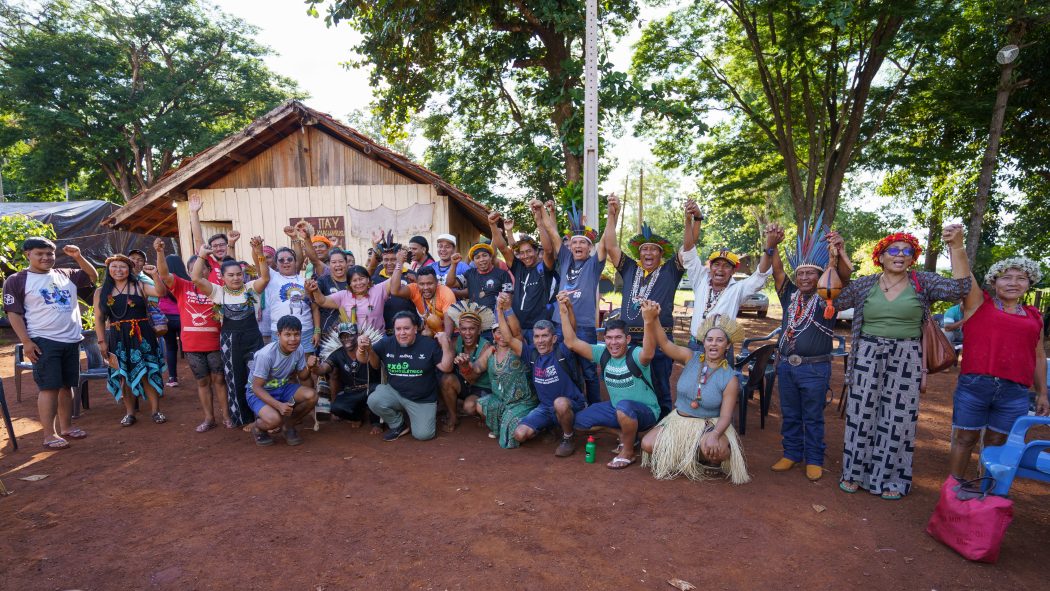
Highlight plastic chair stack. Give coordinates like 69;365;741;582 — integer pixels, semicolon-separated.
980;415;1050;497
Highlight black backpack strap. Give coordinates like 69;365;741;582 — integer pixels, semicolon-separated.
598;348;611;381
623;345;656;394
556;351;584;393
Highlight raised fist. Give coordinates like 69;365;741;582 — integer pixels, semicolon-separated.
62;244;81;258
188;194;203;213
153;238;165;253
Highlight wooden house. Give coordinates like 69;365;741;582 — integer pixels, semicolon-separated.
103;101;491;260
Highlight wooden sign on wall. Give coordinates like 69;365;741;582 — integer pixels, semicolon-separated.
290;216;346;244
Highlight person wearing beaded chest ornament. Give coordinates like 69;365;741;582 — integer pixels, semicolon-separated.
767;215;852;481
604;194;691;418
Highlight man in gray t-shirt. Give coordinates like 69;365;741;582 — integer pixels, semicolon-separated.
245;316;318;447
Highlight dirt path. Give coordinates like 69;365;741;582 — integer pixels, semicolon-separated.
1;313;1047;590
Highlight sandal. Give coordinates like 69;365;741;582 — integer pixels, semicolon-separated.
152;412;167;424
880;491;903;501
195;421;216;433
839;480;859;494
61;428;88;439
223;418;235;429
606;456;637;470
165;378;179;388
42;437;70;450
120;415;137;427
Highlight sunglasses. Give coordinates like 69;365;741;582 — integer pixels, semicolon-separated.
884;246;914;257
277;257;295;263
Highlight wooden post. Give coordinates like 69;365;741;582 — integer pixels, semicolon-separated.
638;166;644;233
582;0;599;227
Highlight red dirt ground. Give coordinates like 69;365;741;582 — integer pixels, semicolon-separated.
1;309;1048;590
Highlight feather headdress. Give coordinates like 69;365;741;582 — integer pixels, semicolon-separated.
377;229;401;254
628;222;674;260
696;313;744;345
786;211;831;273
446;301;495;332
318;322;357;361
563;201;598;243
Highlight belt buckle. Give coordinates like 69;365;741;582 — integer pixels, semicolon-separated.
788;354;802;366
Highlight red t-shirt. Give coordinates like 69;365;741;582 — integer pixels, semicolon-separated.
170;276;220;352
960;292;1042;387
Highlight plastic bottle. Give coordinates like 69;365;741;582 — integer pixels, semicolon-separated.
585;436;596;463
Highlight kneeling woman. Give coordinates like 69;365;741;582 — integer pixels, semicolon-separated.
94;253;170;426
640;301;750;484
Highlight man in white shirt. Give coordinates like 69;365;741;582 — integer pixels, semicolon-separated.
3;237;97;449
680;201;774;353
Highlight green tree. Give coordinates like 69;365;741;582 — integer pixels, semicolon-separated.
0;215;56;277
306;0;639;205
632;0;940;231
0;0;300;202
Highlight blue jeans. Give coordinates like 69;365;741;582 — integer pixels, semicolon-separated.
776;361;831;466
953;374;1032;434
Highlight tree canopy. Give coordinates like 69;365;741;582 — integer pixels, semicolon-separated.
0;0;300;203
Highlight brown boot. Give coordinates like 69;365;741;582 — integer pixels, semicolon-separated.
805;464;823;481
770;457;796;472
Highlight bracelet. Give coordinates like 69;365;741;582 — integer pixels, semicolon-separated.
503;310;514;318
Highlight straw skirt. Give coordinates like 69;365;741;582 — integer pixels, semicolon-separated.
642;411;751;484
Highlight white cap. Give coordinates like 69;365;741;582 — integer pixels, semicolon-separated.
436;233;457;247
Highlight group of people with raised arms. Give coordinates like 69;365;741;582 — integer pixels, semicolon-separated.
5;194;1045;498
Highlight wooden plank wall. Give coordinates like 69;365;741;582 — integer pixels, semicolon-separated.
178;185;460;263
206;127;414;189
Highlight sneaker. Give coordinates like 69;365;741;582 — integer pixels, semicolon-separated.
252;426;274;447
554;434;576;457
382;422;411;442
285;427;303;446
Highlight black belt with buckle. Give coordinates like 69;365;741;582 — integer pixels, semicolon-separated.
783;354;831;366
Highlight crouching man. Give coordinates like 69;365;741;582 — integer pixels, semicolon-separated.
247;315;318;446
507;296;587;457
559;295;661;470
364;311;454;441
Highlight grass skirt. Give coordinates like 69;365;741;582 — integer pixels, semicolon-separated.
641;411;751;484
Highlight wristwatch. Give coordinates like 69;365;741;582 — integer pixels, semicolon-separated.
765;247;775;256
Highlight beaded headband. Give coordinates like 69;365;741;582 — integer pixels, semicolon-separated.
985;257;1042;286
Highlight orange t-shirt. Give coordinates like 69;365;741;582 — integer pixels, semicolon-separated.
407;283;456;319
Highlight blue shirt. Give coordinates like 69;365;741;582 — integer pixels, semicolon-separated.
551;244;604;329
427;260;470;285
523;342;584;406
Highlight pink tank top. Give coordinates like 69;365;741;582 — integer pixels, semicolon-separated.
960;292;1042;387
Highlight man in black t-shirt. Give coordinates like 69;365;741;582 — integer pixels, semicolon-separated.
446;243;513;317
364;311;454;441
488;202;556;342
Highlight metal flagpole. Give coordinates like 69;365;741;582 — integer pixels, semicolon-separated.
583;0;599;228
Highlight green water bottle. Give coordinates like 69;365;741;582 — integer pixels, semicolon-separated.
585;436;596;463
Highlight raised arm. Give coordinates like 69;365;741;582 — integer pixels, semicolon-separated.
496;292;523;356
140;265;168;298
248;237;271;292
295;221;327;276
227;230;240;259
435;332;454;373
765;223;787;292
388;249;410;297
188;194;205;253
531;200;557;269
445;253;465;294
541;200;563;256
556;292;592;361
488;211;514;265
943;225;981;319
826;230;853;280
638;301;656;366
306;279;340;311
151;239;170;294
190;245;217;292
62;244;98;285
602;194;622;269
641;300;690;365
681;199;702;255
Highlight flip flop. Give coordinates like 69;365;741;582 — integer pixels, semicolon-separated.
195;421;216;433
880;491;903;501
606;456;637;470
42;438;70;450
61;428;88;439
152;412;167;424
839;481;859;494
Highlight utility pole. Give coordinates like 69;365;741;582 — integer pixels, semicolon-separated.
619;175;628;250
637;166;644;233
582;0;599;228
0;158;6;202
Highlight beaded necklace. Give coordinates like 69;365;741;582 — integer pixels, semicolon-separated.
992;296;1027;317
691;353;728;409
779;290;834;350
625;264;661;320
704;283;725;316
106;281;134;320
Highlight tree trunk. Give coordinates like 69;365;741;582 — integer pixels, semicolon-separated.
967;22;1026;265
923;196;944;272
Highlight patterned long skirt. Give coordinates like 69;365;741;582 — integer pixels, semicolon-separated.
221;327;264;427
842;334;922;496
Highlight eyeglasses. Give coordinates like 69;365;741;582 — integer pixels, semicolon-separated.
211;242;228;248
884;246;914;257
277;257;295;263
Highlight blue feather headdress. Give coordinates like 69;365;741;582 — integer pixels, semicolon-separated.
786;211;830;272
629;222;674;260
563;201;598;243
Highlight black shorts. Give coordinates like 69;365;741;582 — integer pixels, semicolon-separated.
185;351;223;380
31;337;81;391
454;373;490;400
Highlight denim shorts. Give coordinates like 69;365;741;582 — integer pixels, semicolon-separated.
520;397;586;432
574;400;657;432
952;374;1032;434
246;382;300;415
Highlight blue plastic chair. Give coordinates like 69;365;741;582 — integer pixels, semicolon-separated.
13;343;35;402
980;415;1050;496
74;338;111;418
